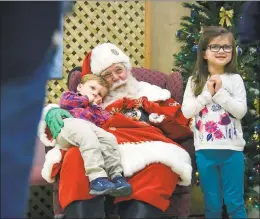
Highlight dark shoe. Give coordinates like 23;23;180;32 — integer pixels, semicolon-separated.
112;176;132;197
89;177;117;196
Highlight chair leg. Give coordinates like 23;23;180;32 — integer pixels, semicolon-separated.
64;196;105;218
104;195;117;218
118;200;163;219
53;179;65;217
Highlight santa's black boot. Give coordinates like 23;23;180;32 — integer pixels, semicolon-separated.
64;196;105;218
118;200;163;219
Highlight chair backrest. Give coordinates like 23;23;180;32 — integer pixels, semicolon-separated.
68;67;183;103
131;67;183;103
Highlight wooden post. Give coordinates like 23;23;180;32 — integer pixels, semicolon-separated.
145;0;151;68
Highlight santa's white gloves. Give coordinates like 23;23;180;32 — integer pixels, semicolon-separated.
149;113;165;123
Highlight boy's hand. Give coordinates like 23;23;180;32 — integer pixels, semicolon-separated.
93;97;102;105
85;94;94;103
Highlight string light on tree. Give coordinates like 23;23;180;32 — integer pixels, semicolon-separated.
191;8;197;17
176;30;181;39
236;46;243;56
192;45;198;53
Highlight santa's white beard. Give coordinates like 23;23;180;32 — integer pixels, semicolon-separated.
110;78;128;91
103;74;140;108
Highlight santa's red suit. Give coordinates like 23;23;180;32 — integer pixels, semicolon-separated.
38;43;193;212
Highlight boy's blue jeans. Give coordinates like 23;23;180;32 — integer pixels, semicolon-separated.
1;58;51;218
195;149;247;219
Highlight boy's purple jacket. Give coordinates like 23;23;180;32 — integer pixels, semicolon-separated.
60;91;111;128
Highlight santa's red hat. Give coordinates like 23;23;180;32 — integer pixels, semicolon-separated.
81;43;132;77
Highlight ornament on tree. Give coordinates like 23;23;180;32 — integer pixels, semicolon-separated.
219;7;234;27
176;30;181;39
192;45;198;53
191;8;197;17
236;46;243;56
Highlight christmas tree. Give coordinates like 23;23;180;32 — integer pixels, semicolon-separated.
173;1;260;213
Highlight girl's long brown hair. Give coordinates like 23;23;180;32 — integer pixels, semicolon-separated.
192;26;237;96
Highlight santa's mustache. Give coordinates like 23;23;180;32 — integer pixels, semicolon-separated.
110;78;128;90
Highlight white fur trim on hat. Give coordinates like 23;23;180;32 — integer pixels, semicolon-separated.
90;43;132;75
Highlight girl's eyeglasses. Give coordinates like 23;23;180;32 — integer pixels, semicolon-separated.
207;44;233;53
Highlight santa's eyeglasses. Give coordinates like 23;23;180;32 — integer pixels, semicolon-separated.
101;72;114;80
206;44;233;53
101;69;124;80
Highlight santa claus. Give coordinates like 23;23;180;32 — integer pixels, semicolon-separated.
39;43;193;218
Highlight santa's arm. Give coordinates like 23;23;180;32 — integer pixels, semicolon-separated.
141;96;190;126
41;146;66;183
38;103;73;142
145;97;193;142
38;104;61;146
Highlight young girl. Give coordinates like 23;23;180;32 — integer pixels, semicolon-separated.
182;26;247;218
45;74;132;197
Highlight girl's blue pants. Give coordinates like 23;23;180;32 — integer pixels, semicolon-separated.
195;149;247;218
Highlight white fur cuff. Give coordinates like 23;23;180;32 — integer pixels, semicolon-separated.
37;104;60;147
41;146;62;183
149;113;165;123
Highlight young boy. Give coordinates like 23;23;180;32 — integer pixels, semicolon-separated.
55;74;132;197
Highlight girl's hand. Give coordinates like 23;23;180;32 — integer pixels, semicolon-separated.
210;75;222;92
207;80;216;96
